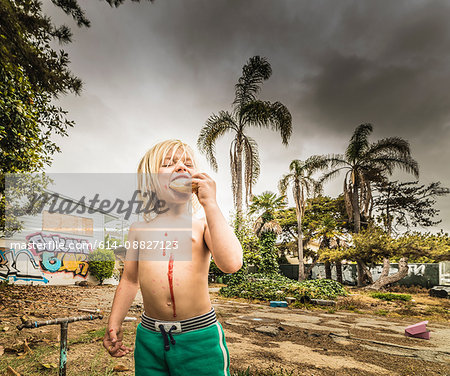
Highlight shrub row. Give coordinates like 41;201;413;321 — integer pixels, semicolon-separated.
220;273;347;301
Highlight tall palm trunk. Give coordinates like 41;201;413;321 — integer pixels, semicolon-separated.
351;184;361;233
352;181;369;286
336;261;343;284
297;214;305;281
294;183;305;281
236;139;244;233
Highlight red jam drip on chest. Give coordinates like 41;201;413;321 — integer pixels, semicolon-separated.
167;253;176;317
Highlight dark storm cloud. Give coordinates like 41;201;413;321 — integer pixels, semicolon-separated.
297;1;450;137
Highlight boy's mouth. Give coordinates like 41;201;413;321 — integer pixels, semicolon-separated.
171;173;191;182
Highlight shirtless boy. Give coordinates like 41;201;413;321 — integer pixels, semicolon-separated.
103;140;243;376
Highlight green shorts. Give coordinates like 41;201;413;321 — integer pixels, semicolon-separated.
134;310;230;376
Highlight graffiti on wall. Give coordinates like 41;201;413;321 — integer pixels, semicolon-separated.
0;248;48;283
309;262;438;287
0;233;92;283
26;233;91;278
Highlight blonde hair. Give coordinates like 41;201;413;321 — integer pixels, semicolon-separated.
137;139;202;222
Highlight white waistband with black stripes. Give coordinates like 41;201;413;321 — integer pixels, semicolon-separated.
141;307;217;332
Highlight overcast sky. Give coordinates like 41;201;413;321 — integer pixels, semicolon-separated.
43;0;450;232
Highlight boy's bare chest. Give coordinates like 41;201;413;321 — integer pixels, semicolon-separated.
133;217;207;261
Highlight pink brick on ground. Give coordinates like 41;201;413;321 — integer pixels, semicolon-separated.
405;321;428;335
405;330;430;340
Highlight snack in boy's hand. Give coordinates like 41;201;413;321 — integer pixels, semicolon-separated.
169;178;197;194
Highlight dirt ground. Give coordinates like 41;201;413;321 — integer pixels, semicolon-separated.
0;284;449;376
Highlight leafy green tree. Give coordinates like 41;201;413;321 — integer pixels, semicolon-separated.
88;248;116;285
248;191;286;274
278;157;324;280
315;123;419;286
367;180;449;289
2;173;52;237
302;195;351;281
0;61;66;236
0;0;151;235
197;56;292;232
374;180;449;235
344;227;450;290
227;209;263;279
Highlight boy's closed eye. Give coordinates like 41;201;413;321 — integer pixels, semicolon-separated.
162;161;193;167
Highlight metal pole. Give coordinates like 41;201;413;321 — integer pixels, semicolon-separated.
17;314;103;375
59;322;68;376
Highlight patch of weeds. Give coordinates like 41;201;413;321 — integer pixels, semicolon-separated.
326;308;336;314
386;285;428;294
0;341;56;376
69;327;106;346
423;306;450;318
375;309;389;316
394;302;421;316
370;292;412;302
336;296;368;311
291;301;313;310
86;348;116;376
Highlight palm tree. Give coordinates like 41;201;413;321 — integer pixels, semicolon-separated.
197;56;292;232
277;157;324;281
248;191;286;274
315;123;419;285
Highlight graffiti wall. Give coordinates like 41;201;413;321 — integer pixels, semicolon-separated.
0;232;95;285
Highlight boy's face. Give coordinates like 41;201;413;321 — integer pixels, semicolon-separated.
157;148;197;203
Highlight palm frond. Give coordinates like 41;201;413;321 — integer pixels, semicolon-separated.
248;190;286;217
268;101;292;146
371;155;419;178
260;220;283;235
233;56;272;109
365;137;411;159
318;166;348;185
346;123;373;162
320;153;348;169
303;155;329;174
197;111;236;172
278;173;292;197
239;100;292;145
288;159;303;176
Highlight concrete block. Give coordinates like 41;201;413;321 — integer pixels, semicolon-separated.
429;286;450;298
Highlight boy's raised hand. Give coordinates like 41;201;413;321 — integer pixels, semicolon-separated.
191;172;217;208
103;325;133;357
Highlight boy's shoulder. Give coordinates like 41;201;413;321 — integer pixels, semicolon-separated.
128;220;151;230
128;217;206;230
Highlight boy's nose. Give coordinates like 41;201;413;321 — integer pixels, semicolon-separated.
175;161;190;172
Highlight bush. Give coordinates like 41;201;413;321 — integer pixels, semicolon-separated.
88;248;115;285
370;292;412;301
220;273;347;302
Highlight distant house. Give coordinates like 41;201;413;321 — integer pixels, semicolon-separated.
0;189;125;285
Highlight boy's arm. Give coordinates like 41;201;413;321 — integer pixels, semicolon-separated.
104;224;140;357
203;202;243;273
